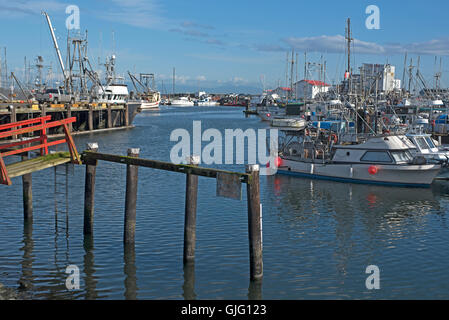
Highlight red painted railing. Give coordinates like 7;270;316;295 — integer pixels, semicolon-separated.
0;116;81;185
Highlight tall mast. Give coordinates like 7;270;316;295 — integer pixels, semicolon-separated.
345;18;352;76
172;67;175;95
345;18;352;95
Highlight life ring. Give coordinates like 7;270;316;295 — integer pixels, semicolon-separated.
329;134;338;144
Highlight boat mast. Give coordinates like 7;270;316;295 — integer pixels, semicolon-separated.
345;18;352;95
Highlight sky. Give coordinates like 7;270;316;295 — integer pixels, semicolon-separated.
1;0;449;93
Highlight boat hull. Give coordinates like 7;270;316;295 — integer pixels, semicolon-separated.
278;159;441;187
140;101;160;110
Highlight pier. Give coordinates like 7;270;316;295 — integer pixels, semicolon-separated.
0;101;140;136
0;117;263;282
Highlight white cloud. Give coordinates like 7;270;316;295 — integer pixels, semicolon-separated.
279;34;449;56
0;0;67;16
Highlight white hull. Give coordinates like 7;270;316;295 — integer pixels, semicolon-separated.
140;100;160;110
171;100;194;106
278;159;441;187
196;101;219;106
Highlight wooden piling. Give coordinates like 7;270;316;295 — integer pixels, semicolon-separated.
107;105;112;129
66;104;73;132
246;164;263;281
183;155;200;264
124;148;140;244
21;153;33;221
83;143;98;235
124;104;129;127
11;105;17;140
88;105;94;131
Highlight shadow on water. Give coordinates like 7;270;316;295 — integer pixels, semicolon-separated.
248;280;262;300
182;262;196;300
123;244;138;300
83;236;98;299
19;220;34;295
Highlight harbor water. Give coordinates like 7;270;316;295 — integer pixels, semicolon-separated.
1;106;449;299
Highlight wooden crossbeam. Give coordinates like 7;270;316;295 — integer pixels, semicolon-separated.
82;151;251;184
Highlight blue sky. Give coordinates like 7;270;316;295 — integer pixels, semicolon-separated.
1;0;449;93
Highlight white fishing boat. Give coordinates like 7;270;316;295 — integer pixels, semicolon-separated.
97;83;128;104
171;96;194;106
276;130;441;187
139;91;161;110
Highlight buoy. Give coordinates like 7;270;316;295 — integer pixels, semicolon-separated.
368;166;378;175
267;156;283;168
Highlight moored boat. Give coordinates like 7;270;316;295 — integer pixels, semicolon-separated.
275;129;441;187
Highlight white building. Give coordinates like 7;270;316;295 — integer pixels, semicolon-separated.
294;80;331;100
361;64;401;93
271;87;292;100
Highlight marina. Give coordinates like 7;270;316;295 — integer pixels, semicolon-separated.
1;0;449;304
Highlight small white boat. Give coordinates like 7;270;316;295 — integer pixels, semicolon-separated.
195;97;219;106
277;133;441;187
171;96;194;106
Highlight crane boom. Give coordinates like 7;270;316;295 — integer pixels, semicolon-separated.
42;11;66;82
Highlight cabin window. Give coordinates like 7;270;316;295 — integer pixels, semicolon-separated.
391;151;413;163
415;137;429;150
425;137;436;149
360;151;393;163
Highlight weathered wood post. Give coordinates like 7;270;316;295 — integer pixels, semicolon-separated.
124;148;140;244
183;155;200;264
246;164;263;281
66;104;73;132
124;104;130;127
21;153;33;221
11;105;17;140
107;104;112;128
83;143;99;236
88;105;94;131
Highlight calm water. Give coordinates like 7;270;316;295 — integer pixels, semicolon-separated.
1;106;449;300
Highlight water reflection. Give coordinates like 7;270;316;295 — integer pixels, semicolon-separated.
19;220;34;294
266;175;448;279
83;236;98;299
124;244;138;300
248;280;262;300
182;262;196;300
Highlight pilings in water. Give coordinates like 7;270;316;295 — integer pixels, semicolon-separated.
78;146;263;282
124;148;140;244
83;143;98;236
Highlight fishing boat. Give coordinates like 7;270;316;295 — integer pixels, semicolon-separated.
139;91;161;110
275;127;441;187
